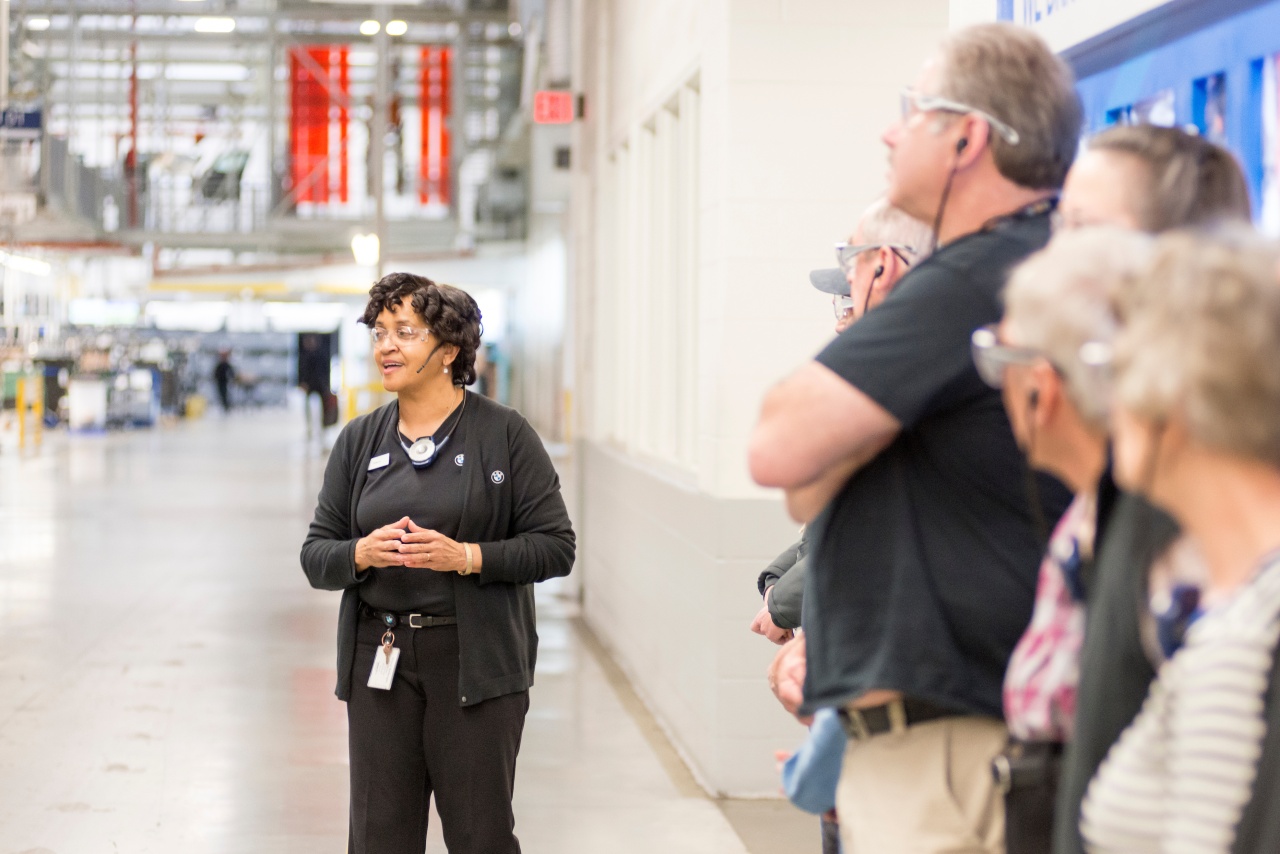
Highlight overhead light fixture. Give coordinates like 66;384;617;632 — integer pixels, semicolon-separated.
26;17;51;31
508;22;522;38
0;251;52;277
193;17;236;33
359;20;380;36
351;233;380;267
385;20;408;37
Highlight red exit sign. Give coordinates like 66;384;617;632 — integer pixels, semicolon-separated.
533;90;575;124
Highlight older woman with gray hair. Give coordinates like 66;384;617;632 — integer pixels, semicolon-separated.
970;227;1151;853
1080;230;1280;854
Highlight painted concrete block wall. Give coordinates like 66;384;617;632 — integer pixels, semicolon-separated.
950;0;1000;28
708;0;950;499
569;0;949;795
577;442;803;794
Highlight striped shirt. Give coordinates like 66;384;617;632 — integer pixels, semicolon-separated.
1081;553;1280;854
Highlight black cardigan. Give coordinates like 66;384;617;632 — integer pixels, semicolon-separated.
300;392;575;704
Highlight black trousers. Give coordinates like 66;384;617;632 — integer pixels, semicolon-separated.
821;816;841;854
347;615;529;854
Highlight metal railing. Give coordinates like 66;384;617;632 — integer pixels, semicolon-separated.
145;180;271;235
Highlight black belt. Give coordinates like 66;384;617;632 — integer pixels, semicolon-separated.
363;606;458;629
838;697;956;740
992;739;1064;794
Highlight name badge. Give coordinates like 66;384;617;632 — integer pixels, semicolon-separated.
368;631;400;690
368;453;390;471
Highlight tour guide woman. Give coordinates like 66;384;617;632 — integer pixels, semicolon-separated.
301;273;575;854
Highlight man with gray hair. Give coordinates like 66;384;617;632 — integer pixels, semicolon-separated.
754;197;932;644
755;196;932;854
750;23;1078;852
811;197;936;334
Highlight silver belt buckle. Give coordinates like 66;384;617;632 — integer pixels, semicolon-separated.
844;705;871;740
408;613;425;628
992;753;1013;794
886;698;908;734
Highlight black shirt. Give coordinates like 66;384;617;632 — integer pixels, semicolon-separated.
355;404;467;615
802;209;1071;718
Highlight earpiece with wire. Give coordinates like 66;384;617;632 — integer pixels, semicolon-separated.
929;138;970;253
861;266;884;315
1022;385;1049;546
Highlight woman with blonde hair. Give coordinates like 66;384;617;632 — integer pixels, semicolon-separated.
1050;124;1254;854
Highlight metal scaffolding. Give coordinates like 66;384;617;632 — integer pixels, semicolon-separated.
1;0;526;270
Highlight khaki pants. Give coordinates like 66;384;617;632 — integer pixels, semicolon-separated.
836;716;1007;854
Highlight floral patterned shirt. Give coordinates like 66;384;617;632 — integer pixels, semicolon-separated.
1004;495;1091;743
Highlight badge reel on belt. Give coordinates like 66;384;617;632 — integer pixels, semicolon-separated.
368;628;400;690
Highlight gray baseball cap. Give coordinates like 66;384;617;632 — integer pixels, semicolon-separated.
809;268;848;296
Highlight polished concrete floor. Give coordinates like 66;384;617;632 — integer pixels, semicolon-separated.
0;409;813;853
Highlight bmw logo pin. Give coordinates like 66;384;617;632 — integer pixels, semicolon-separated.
491;470;505;484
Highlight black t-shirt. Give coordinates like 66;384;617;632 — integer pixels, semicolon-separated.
355;405;468;614
803;209;1071;718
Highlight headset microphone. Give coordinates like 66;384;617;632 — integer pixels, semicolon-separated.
415;342;445;374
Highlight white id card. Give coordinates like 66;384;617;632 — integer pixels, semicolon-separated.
368;642;401;690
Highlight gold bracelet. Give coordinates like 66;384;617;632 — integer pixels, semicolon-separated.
460;543;474;575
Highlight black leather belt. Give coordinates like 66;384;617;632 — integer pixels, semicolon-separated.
364;607;457;629
838;697;956;740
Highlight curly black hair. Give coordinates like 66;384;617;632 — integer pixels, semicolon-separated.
359;272;484;387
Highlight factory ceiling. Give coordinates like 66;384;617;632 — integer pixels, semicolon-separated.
2;0;528;270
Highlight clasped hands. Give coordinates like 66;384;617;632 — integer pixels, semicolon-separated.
750;586;794;645
355;516;468;573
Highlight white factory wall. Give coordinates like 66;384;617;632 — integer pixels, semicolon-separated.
568;0;949;795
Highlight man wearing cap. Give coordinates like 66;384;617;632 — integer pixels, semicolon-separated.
823;197;934;332
749;24;1079;852
752;197;932;645
756;198;932;854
